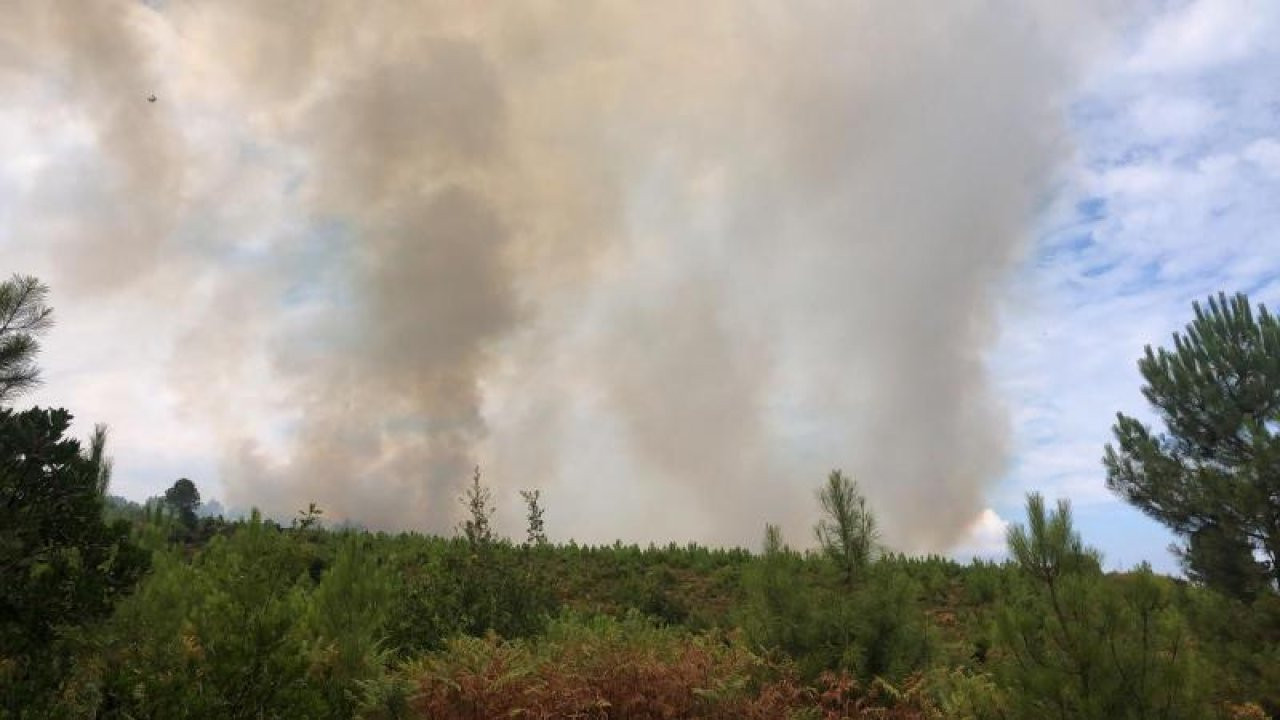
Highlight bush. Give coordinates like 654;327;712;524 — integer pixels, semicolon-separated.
922;668;1009;720
842;565;933;682
995;494;1213;720
92;514;328;719
385;539;558;654
304;534;399;718
738;526;933;683
1181;588;1280;714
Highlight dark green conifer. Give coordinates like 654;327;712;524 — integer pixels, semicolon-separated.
1105;292;1280;597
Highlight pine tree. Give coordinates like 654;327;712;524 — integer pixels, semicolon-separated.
0;274;53;406
296;501;325;531
996;493;1211;720
1104;292;1280;597
460;466;493;548
815;469;879;586
163;477;202;530
520;489;547;546
739;524;816;665
0;407;149;713
306;535;397;718
86;423;113;496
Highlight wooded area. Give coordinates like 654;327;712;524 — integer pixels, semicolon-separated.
2;276;1278;719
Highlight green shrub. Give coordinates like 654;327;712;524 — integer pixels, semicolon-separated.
93;514;327;719
738;526;934;683
304;534;399;718
0;407;149;717
385;539;558;654
995;494;1213;720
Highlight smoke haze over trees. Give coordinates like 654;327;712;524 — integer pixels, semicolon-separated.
3;276;1279;715
0;1;1127;550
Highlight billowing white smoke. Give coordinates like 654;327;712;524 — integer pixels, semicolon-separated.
1;1;1116;550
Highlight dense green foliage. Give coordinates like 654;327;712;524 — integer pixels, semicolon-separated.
5;482;1279;718
1106;292;1280;598
737;523;931;683
996;494;1209;719
5;280;1278;718
0;408;149;716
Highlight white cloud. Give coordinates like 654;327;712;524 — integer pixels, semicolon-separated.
1129;95;1219;140
951;508;1010;561
1126;0;1275;74
1243;138;1280;177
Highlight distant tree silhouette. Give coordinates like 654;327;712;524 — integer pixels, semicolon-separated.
164;477;202;529
295;501;324;531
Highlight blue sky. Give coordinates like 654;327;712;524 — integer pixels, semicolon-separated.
2;1;1279;571
976;0;1280;572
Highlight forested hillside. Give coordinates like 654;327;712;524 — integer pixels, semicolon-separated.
3;281;1279;719
5;479;1279;718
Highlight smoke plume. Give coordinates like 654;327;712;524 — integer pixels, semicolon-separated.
1;2;1114;550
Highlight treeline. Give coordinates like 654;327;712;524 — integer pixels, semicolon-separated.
2;276;1279;718
6;470;1277;718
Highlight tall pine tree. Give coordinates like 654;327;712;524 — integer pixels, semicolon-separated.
1104;292;1280;598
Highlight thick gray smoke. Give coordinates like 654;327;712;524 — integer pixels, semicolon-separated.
2;2;1115;550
